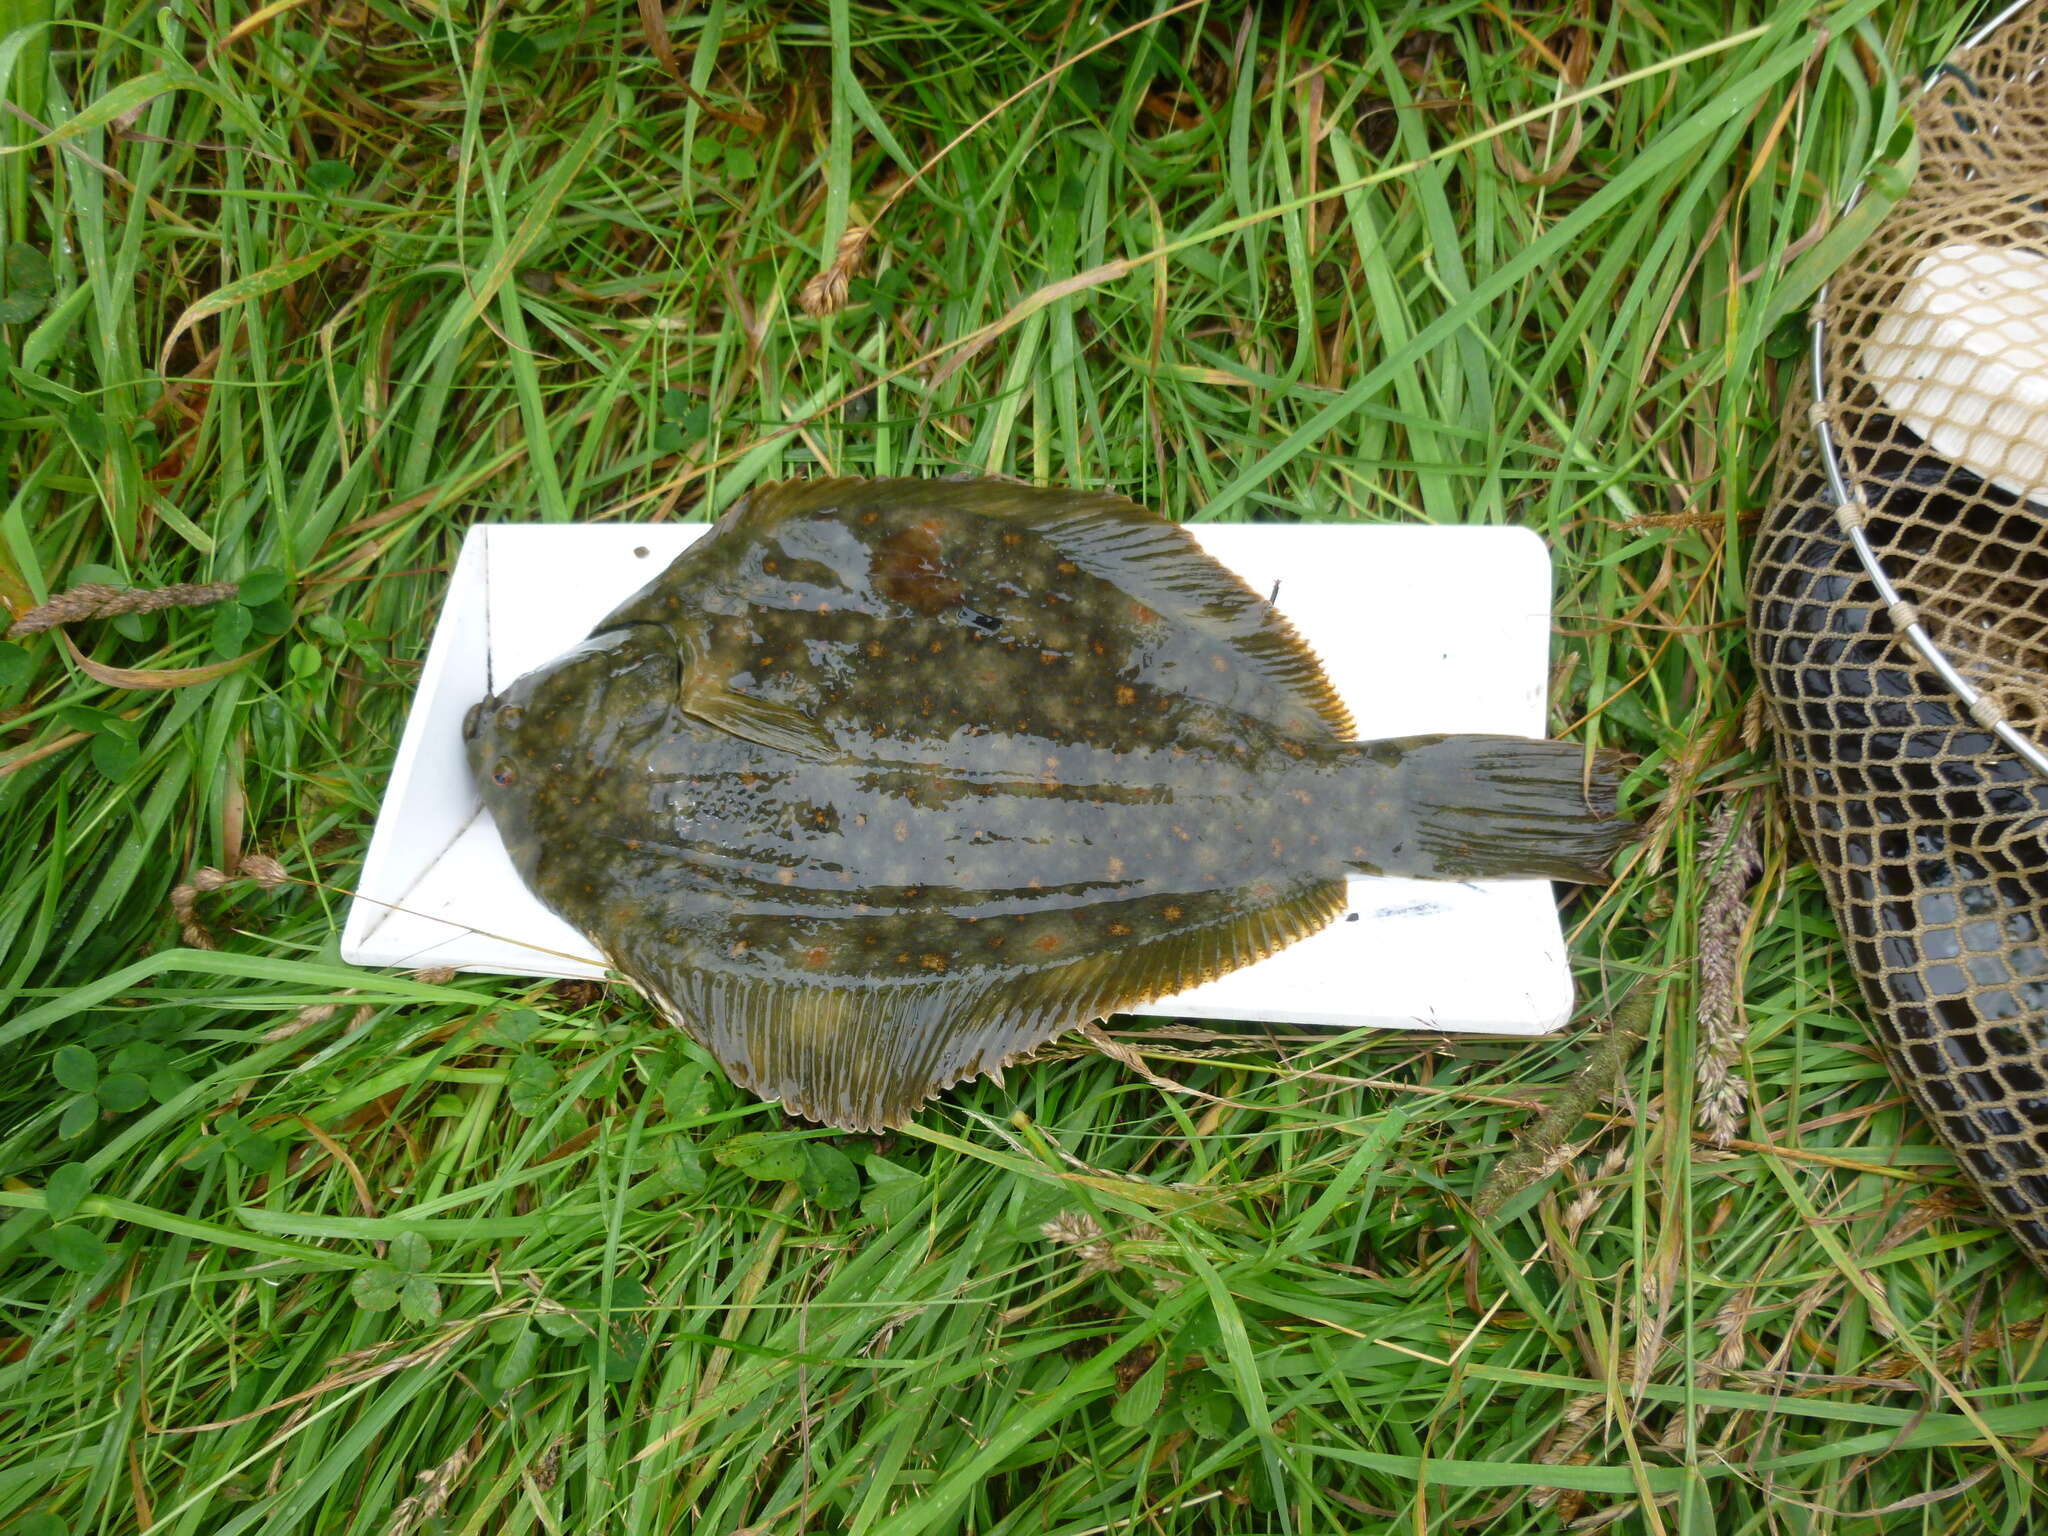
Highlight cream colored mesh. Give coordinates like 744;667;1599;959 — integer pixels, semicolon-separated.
1751;2;2048;1270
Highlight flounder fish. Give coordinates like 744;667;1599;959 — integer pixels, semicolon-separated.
466;478;1627;1131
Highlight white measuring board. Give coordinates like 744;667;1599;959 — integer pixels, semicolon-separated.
342;521;1577;1034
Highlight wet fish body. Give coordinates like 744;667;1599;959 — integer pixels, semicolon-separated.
468;478;1625;1130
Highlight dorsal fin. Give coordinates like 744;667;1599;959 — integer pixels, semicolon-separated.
975;482;1356;740
711;476;1357;741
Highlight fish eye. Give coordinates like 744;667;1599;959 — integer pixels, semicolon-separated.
497;704;526;731
491;758;518;787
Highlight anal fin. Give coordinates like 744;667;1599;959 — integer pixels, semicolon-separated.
613;878;1349;1131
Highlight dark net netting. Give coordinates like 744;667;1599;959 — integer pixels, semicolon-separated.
1751;2;2048;1270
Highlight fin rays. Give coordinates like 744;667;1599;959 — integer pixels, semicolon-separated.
623;879;1348;1131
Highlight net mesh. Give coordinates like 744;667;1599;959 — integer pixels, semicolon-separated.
1751;3;2048;1270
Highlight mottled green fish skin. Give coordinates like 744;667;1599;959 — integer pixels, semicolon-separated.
467;478;1626;1130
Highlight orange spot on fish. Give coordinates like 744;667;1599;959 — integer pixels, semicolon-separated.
1108;922;1131;936
919;953;948;972
1163;905;1183;921
1116;685;1137;706
804;946;829;968
1033;933;1062;953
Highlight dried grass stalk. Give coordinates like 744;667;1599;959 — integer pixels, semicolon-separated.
1696;801;1763;1147
7;580;239;638
1473;991;1649;1218
384;1432;483;1536
170;854;292;950
798;225;873;318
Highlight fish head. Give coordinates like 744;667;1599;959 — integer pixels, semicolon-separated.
465;622;684;861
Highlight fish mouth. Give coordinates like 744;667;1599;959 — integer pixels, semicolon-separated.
463;696;492;742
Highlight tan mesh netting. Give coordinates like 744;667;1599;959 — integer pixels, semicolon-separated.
1751;2;2048;1269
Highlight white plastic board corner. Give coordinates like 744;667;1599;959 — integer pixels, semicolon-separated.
342;522;1576;1035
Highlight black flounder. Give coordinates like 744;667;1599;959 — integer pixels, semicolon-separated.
467;478;1627;1131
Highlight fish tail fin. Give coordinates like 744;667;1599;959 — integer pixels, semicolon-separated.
1343;735;1631;885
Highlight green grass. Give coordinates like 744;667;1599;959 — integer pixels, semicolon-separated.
3;1;2043;1532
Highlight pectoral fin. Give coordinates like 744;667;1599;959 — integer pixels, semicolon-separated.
681;678;838;761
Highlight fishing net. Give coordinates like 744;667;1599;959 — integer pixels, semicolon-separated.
1751;0;2048;1270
